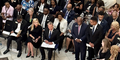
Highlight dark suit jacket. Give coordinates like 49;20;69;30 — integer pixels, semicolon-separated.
71;22;88;43
87;24;103;47
99;19;109;36
13;9;27;19
25;14;37;26
37;13;54;28
107;16;120;29
43;28;60;44
12;19;27;37
57;0;66;10
0;16;2;30
62;8;75;24
49;5;61;14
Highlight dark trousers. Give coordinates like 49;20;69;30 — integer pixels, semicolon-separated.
88;46;100;60
74;41;86;60
40;47;53;60
7;36;22;51
58;35;64;51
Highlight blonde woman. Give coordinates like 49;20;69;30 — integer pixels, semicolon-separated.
109;45;119;60
26;18;42;58
96;39;111;60
105;21;119;43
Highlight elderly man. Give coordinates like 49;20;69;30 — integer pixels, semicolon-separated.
71;16;87;60
40;22;60;60
1;2;14;23
107;11;120;29
62;4;75;24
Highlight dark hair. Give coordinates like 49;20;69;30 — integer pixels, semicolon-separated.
38;0;47;6
50;0;57;6
74;15;80;19
17;15;23;20
56;12;65;18
91;17;97;22
97;0;104;7
98;11;105;15
113;3;119;8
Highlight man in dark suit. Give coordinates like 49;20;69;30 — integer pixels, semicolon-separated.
71;16;87;60
107;11;120;29
87;17;103;60
97;11;108;36
13;4;27;19
37;8;54;30
62;4;75;24
3;15;27;57
40;22;60;60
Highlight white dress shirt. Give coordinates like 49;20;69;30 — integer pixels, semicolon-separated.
64;10;70;20
15;22;22;33
93;24;98;33
38;3;45;13
41;15;48;28
98;19;102;24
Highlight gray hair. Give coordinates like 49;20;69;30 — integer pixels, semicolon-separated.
47;22;53;25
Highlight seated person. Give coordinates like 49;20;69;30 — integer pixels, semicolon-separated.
65;15;78;54
49;0;60;17
40;22;60;60
74;1;83;15
35;0;49;14
26;18;42;58
105;21;119;44
3;15;27;57
21;0;34;11
96;39;111;60
1;2;14;23
109;45;120;60
112;29;120;45
84;0;96;15
25;8;37;27
13;4;27;19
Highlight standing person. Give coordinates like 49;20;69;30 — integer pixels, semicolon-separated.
71;16;87;60
53;12;67;52
8;0;19;8
3;15;27;57
40;22;60;60
87;17;103;60
1;2;14;23
26;18;42;58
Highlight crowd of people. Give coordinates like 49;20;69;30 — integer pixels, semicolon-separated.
0;0;120;60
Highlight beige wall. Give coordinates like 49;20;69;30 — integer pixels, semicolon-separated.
117;0;120;4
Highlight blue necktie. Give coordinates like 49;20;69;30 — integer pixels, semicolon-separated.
92;26;94;34
64;11;69;19
49;31;51;38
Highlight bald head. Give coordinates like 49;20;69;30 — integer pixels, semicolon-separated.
67;4;72;11
112;11;118;20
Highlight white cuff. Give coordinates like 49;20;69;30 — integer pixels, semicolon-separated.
75;38;77;40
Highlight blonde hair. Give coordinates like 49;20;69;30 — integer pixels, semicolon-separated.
111;21;120;31
109;45;119;60
101;39;111;53
28;8;34;13
31;18;40;31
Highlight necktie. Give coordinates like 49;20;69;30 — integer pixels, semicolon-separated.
49;31;52;38
64;11;69;20
29;19;32;22
78;26;80;35
92;26;94;34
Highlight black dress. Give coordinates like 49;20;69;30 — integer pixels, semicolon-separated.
27;25;42;48
74;2;83;15
97;49;110;60
112;34;120;45
8;0;18;8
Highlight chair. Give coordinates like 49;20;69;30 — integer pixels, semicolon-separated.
53;44;59;60
0;20;13;39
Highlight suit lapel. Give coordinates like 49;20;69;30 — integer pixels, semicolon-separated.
93;24;99;35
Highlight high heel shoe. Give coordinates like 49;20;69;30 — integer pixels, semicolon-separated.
26;55;30;58
31;56;34;58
